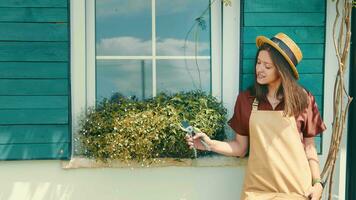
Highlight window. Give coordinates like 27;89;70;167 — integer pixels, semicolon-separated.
93;0;215;102
70;0;240;160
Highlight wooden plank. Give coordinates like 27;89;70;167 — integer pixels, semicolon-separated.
0;125;69;144
242;59;324;74
242;27;325;44
0;143;69;160
0;8;67;22
0;62;68;78
0;23;68;41
244;13;325;27
314;96;323;111
241;74;323;95
0;96;68;109
241;59;254;73
0;109;68;124
0;79;68;95
240;74;254;90
243;44;324;59
299;74;324;96
0;0;67;7
244;0;325;12
0;42;69;62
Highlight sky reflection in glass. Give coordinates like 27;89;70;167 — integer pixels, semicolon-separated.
157;59;211;94
96;60;153;101
156;0;211;56
96;0;152;56
95;0;212;100
96;0;211;56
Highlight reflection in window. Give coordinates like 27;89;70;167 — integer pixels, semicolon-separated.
157;59;211;94
96;0;152;56
156;0;211;56
96;60;152;101
95;0;212;100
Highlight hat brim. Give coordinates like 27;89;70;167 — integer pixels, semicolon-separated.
256;36;299;80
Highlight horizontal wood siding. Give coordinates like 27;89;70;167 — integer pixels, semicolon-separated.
0;62;68;78
244;13;325;26
0;143;69;160
0;42;68;61
0;0;67;7
0;8;67;22
0;109;68;124
0;0;70;160
0;125;69;144
244;0;325;12
0;23;68;41
0;79;68;95
241;0;326;153
0;96;68;109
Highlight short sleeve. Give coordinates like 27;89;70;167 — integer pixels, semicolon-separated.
299;92;327;138
228;92;250;136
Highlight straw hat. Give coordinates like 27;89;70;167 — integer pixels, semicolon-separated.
256;33;302;79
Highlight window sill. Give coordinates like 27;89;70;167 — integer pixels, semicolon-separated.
61;156;247;169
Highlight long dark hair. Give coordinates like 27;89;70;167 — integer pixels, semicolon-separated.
251;43;308;116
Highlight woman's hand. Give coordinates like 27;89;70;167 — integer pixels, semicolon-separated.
305;183;323;200
185;132;213;151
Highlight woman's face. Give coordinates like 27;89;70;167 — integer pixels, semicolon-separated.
255;50;281;85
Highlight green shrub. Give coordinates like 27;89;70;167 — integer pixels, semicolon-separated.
77;90;227;164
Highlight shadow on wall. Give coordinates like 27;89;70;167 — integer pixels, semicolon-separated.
0;183;73;200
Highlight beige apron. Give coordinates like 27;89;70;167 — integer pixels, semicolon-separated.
241;99;312;200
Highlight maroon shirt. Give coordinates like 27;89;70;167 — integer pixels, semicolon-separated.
228;90;326;138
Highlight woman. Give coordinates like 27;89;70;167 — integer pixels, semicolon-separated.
186;33;326;200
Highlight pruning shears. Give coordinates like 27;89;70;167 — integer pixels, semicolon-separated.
180;120;210;158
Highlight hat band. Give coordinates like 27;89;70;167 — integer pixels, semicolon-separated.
271;37;298;67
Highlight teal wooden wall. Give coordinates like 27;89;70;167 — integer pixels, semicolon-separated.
240;0;326;153
0;0;70;159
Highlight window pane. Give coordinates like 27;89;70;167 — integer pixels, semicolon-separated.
156;0;211;56
156;59;211;94
96;60;152;101
96;0;152;56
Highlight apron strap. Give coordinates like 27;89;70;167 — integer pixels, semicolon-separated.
252;98;259;111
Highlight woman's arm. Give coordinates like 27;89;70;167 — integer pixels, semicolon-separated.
210;134;249;157
186;132;249;157
303;137;324;199
303;137;322;182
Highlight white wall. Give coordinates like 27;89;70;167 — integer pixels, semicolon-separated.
0;160;245;200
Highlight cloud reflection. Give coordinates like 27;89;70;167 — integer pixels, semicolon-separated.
96;36;209;56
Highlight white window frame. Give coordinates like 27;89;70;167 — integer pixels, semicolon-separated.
70;0;240;155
